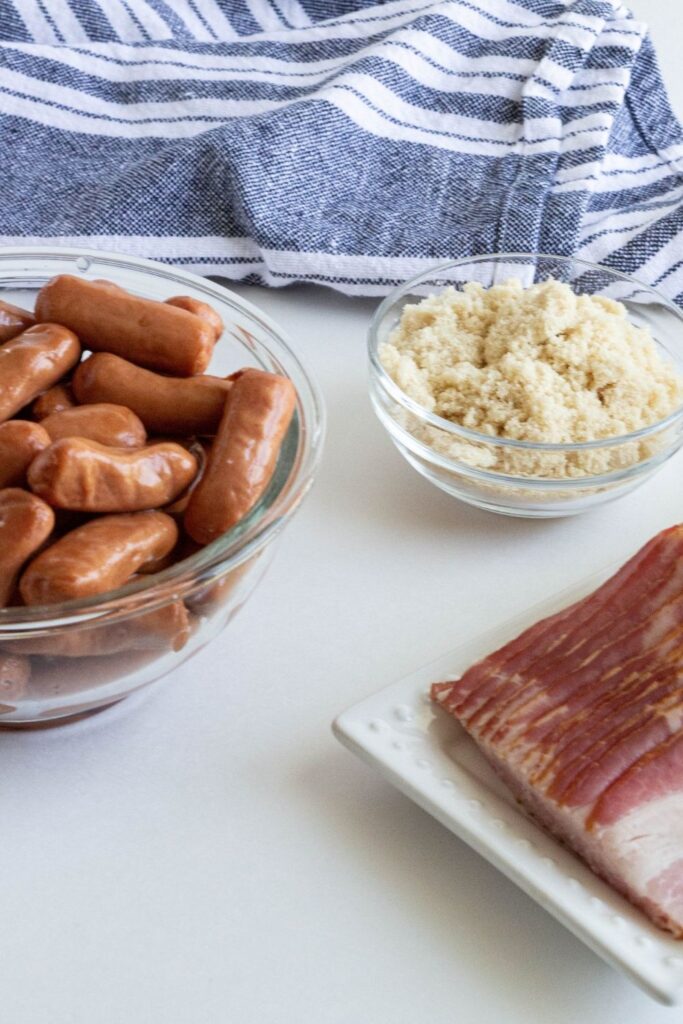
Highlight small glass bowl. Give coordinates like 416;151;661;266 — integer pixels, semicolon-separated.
0;248;325;726
368;254;683;518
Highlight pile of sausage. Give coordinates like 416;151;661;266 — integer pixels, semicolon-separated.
0;275;296;699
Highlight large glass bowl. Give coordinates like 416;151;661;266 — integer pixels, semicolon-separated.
0;248;324;727
369;254;683;518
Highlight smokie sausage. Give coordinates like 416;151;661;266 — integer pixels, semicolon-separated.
4;602;191;657
20;511;178;605
32;382;76;419
28;438;198;512
0;324;80;423
41;403;147;448
0;488;55;605
0;299;35;343
35;275;216;376
72;353;233;436
185;369;295;545
0;421;51;488
166;295;223;341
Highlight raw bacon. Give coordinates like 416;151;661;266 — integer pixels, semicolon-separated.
431;525;683;936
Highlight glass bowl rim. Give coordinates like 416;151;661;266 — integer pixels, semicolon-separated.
368;251;683;453
0;245;326;627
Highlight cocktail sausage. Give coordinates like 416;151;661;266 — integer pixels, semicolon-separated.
41;403;147;448
166;295;223;341
72;353;233;435
35;275;216;376
0;324;80;423
0;488;55;605
20;511;178;605
28;438;198;513
0;421;51;488
185;369;296;545
0;299;35;343
32;382;76;419
3;601;191;658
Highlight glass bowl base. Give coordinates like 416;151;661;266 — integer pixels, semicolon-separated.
0;697;125;729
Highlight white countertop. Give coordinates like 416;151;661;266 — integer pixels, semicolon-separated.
4;3;683;1022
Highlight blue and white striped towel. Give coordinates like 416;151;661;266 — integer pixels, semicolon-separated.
1;0;683;299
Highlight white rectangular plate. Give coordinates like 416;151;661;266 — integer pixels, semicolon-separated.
333;568;683;1005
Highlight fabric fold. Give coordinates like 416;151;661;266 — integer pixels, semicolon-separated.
0;0;681;299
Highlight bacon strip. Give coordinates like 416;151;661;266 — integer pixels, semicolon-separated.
431;526;683;937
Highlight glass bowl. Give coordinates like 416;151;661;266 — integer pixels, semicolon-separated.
0;247;325;727
368;254;683;518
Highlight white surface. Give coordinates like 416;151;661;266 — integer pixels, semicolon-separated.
334;568;683;1006
3;3;683;1022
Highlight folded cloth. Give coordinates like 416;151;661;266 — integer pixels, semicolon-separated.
0;0;682;298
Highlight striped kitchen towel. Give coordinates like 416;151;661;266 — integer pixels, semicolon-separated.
1;0;683;299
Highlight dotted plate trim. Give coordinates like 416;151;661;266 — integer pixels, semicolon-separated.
333;575;683;1007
